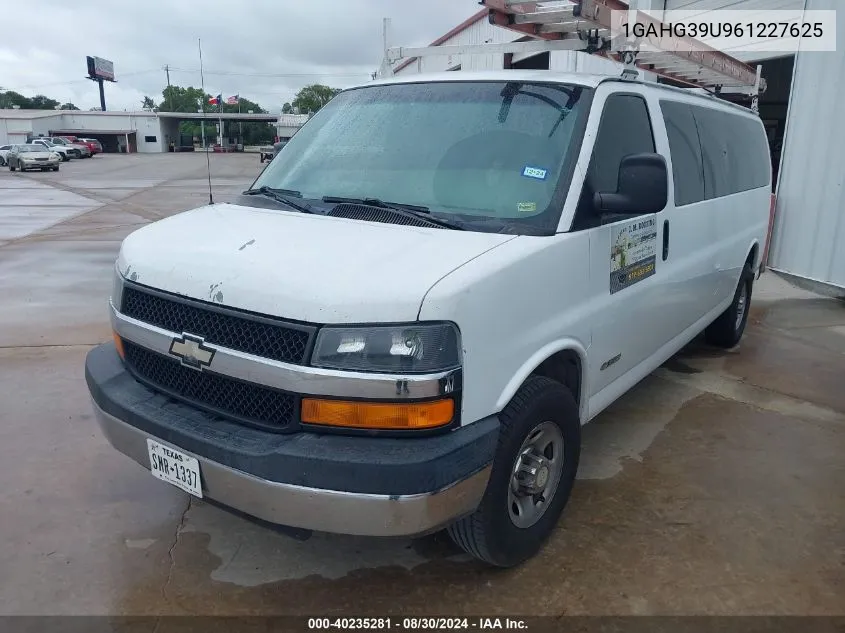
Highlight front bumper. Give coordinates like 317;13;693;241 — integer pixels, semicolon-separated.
85;343;498;536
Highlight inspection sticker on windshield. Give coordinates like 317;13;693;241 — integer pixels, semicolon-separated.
610;217;658;294
522;166;548;180
517;202;537;213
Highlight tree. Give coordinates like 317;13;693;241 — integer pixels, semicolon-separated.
59;102;80;110
160;85;208;113
0;90;37;109
158;85;275;146
141;96;157;111
291;84;340;114
28;94;60;109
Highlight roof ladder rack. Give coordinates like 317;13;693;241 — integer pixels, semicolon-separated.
382;0;765;111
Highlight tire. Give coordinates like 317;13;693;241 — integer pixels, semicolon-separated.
705;260;754;348
447;376;581;568
53;166;60;172
0;157;5;167
10;162;17;172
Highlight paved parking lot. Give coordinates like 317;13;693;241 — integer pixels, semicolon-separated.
1;153;843;616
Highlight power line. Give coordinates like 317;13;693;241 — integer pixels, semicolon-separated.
3;67;369;94
166;67;371;78
6;69;161;91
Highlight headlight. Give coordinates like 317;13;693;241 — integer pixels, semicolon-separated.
311;323;461;373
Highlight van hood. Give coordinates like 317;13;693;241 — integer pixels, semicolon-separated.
117;202;516;324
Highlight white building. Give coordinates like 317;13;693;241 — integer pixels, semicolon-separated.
0;109;304;153
0;109;165;153
386;0;844;295
276;113;311;142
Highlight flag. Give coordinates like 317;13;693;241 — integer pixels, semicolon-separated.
226;94;239;105
208;94;221;106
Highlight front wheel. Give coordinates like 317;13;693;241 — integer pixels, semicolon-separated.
705;260;754;348
447;376;581;567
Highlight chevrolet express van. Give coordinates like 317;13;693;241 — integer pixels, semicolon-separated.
85;70;771;567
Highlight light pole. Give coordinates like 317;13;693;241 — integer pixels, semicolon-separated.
197;98;206;150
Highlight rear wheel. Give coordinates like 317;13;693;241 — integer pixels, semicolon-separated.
705;260;754;348
447;376;580;567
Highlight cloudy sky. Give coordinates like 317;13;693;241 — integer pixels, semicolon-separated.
0;0;479;112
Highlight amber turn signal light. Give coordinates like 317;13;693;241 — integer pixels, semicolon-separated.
113;331;125;359
301;398;454;430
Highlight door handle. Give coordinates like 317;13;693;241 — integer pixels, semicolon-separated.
662;220;670;261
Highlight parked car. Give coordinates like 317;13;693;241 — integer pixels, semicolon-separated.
75;137;103;154
47;137;92;158
0;144;11;166
29;138;75;161
7;144;61;171
57;135;100;155
85;71;772;568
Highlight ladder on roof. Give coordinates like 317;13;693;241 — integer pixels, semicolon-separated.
382;0;764;109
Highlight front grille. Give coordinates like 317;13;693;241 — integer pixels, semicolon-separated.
121;285;313;364
123;341;297;431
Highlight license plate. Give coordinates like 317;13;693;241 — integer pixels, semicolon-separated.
146;439;203;498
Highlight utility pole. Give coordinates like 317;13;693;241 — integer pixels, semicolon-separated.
163;65;171;111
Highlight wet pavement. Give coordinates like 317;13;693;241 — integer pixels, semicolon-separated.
0;154;843;616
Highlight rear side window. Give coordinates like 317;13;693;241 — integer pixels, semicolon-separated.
692;105;770;198
660;101;704;206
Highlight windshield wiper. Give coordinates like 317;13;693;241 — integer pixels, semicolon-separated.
322;196;429;213
242;186;315;214
321;196;465;230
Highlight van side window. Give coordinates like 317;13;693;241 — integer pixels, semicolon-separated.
660;101;704;206
571;94;655;231
692;105;770;198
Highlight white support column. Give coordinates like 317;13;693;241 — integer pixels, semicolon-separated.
378;18;394;77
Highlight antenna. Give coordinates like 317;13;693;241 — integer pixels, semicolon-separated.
198;38;214;205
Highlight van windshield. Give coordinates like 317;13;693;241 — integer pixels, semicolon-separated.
251;81;590;234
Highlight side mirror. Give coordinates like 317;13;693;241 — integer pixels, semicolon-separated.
593;153;668;215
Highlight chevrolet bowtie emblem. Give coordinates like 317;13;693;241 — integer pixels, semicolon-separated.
169;333;215;371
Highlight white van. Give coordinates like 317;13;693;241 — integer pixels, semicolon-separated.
85;70;772;567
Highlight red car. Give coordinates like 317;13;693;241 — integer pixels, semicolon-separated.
60;136;102;154
75;137;103;154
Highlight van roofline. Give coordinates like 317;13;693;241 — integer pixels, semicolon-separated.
595;76;758;116
347;70;758;116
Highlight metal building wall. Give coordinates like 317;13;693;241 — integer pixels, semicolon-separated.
662;0;805;63
768;0;845;291
549;50;658;81
392;14;656;79
395;16;512;75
